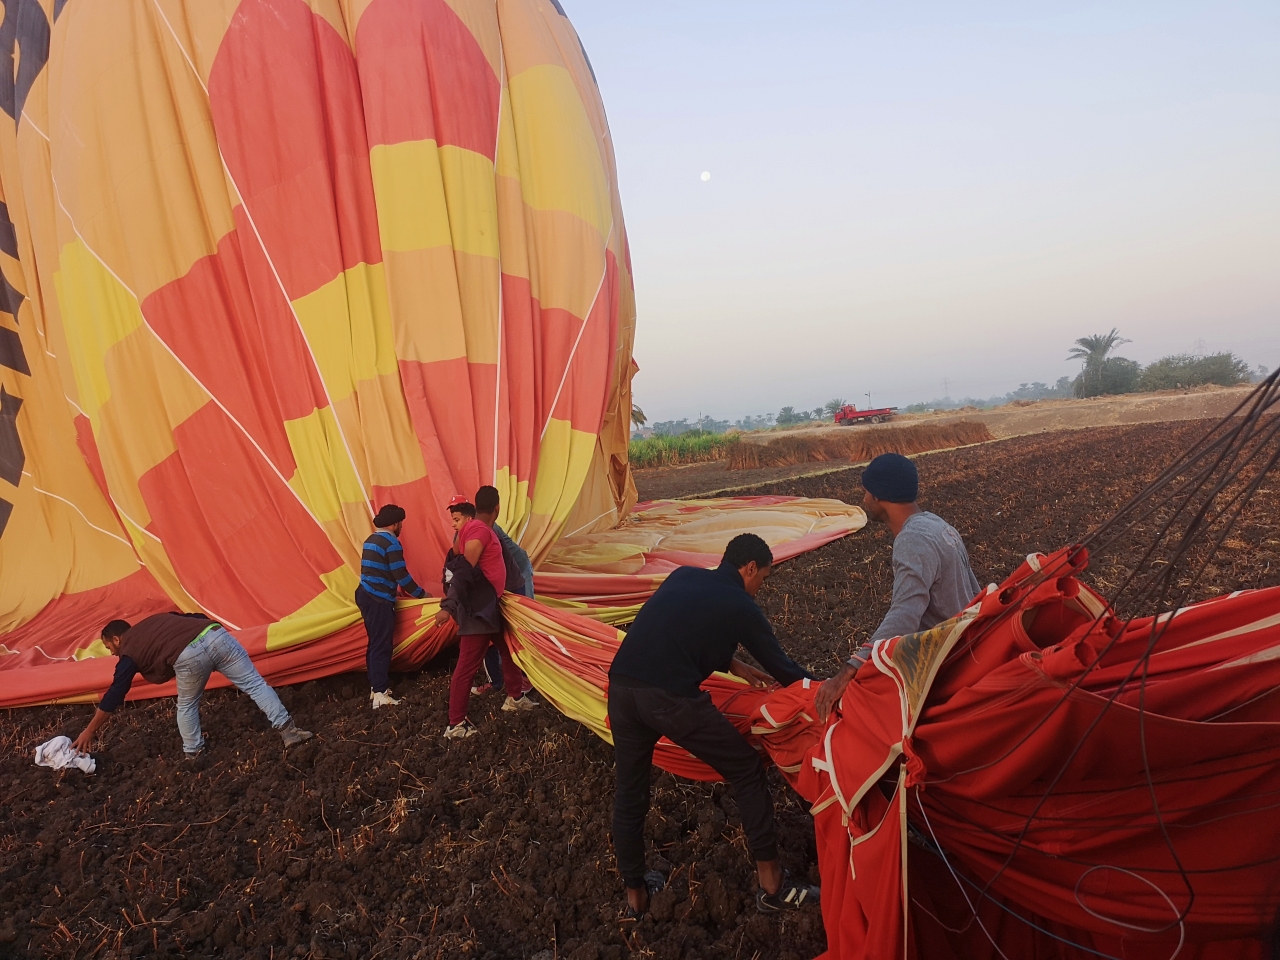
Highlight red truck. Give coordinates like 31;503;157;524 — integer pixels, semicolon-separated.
833;403;897;426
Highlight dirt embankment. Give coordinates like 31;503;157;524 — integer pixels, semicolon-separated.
634;386;1258;501
3;420;1278;960
725;421;990;470
763;384;1257;443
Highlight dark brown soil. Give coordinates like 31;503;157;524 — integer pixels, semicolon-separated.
633;458;859;501
4;420;1278;960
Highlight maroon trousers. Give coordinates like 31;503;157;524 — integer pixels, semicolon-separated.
448;633;524;725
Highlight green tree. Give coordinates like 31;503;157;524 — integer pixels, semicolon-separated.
1068;328;1133;397
823;398;846;417
1138;353;1252;391
630;404;647;427
1092;357;1141;396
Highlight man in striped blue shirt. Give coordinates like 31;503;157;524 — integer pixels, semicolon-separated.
357;504;428;708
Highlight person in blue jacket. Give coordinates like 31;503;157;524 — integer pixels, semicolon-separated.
356;504;428;709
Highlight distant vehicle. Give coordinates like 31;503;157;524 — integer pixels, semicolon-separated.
833;403;898;426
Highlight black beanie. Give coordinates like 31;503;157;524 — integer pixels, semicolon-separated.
861;453;918;503
373;503;407;527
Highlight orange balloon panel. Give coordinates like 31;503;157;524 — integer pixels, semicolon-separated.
0;0;636;693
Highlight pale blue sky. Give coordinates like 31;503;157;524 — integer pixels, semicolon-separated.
563;1;1280;421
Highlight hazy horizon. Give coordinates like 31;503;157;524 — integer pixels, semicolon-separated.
565;1;1280;423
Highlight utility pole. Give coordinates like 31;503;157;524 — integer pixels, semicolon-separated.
865;391;872;410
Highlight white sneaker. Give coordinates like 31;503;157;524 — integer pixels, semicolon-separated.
443;720;479;739
502;694;539;713
371;690;402;709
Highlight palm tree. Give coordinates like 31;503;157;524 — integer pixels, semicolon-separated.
823;398;846;417
630;404;646;427
1068;329;1130;396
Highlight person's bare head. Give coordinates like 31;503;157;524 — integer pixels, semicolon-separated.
474;485;501;526
449;502;476;533
722;534;774;597
101;619;131;656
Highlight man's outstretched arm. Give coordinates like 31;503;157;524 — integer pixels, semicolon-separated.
386;539;427;598
737;606;813;686
73;656;138;751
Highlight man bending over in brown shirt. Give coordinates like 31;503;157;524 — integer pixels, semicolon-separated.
73;614;312;758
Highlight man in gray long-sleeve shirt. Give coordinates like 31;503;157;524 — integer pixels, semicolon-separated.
815;453;980;719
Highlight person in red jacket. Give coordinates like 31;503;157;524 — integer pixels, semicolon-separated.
435;496;536;738
72;613;312;758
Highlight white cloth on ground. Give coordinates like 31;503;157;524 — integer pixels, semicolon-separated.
34;735;96;774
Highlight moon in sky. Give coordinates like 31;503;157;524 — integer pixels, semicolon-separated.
700;171;711;181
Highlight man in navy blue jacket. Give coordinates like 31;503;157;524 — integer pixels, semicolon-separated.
608;533;820;918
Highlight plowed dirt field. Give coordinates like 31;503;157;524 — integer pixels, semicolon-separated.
4;420;1278;960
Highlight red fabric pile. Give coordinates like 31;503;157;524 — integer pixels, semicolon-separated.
747;547;1280;959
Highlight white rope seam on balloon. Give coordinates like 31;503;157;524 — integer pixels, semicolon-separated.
49;178;323;536
540;216;616;444
490;33;508;492
534;216;617;546
560;504;619;540
25;475;136;550
50;178;281;628
9;109;162;582
11;111;153;561
149;0;375;522
21;110;48;141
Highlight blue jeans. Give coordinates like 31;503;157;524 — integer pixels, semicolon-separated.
173;626;291;754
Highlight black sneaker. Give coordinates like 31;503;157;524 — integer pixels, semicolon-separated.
623;870;667;920
756;873;820;912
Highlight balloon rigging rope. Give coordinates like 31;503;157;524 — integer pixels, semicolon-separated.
916;793;1187;960
907;369;1280;934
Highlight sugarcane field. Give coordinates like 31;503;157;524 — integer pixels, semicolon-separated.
2;3;1278;960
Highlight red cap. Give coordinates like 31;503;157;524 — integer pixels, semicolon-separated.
448;495;472;508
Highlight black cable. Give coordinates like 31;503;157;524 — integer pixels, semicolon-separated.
905;371;1280;938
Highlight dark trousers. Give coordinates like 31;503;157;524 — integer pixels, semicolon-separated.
356;586;395;693
482;645;505;691
608;680;779;889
